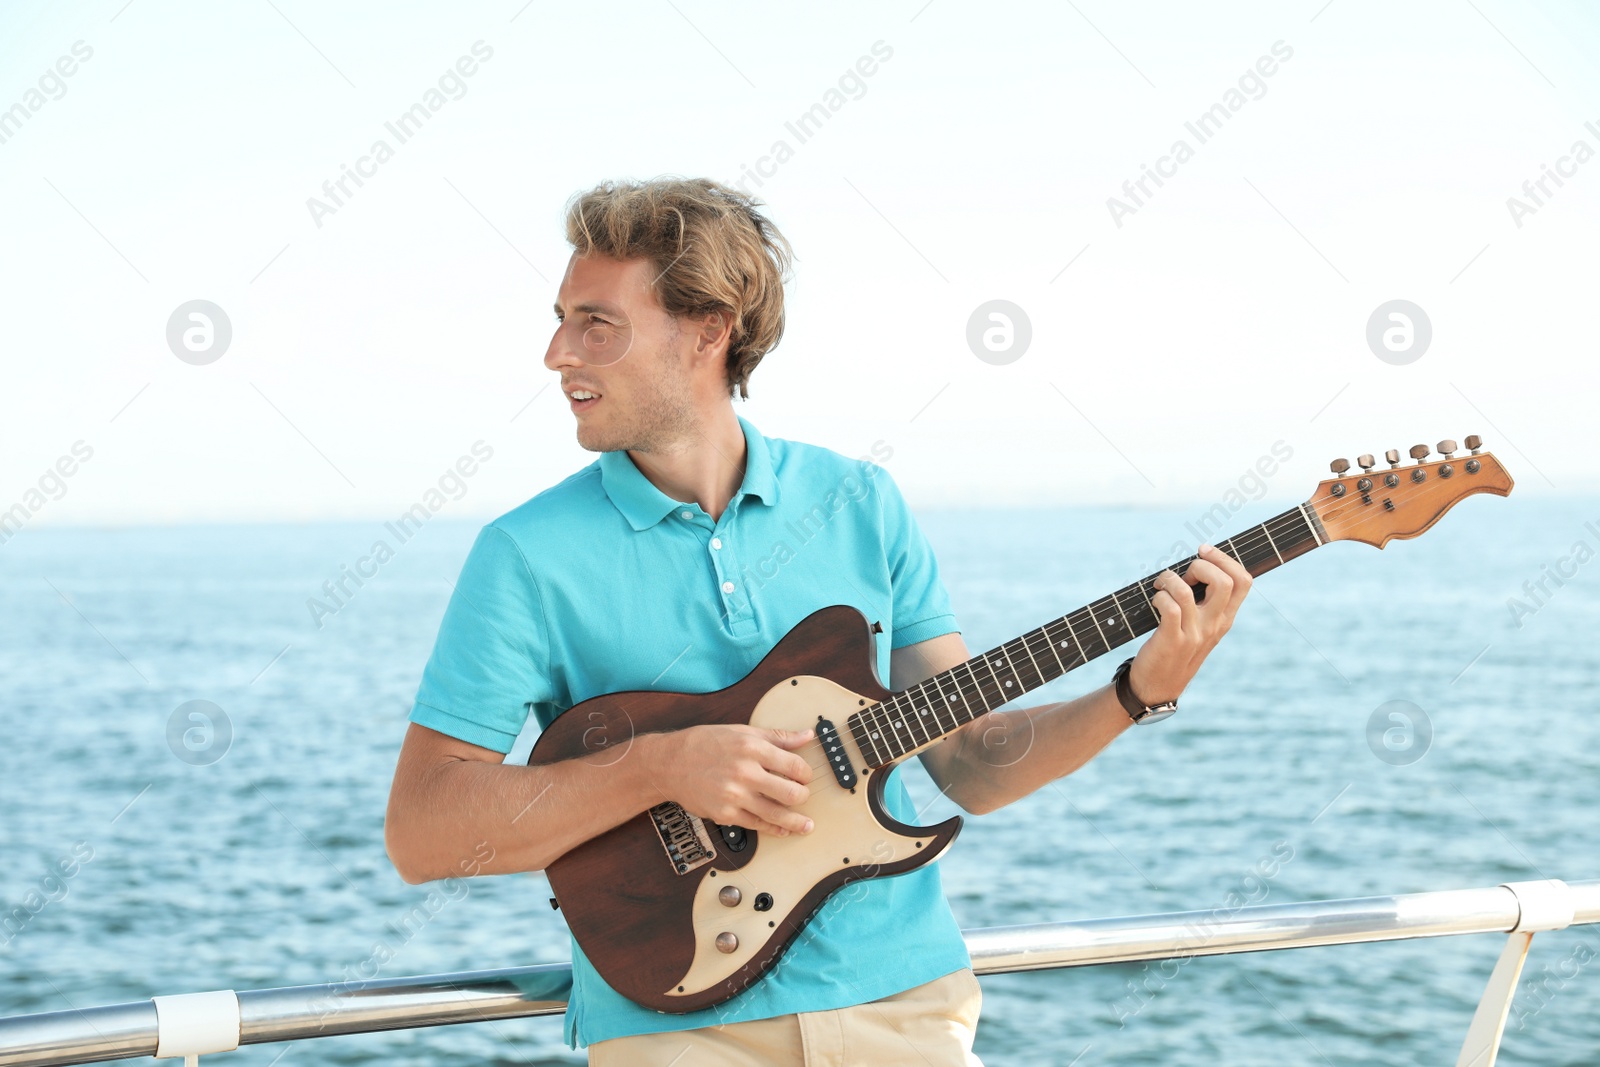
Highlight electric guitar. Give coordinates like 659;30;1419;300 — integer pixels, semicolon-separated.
528;437;1513;1012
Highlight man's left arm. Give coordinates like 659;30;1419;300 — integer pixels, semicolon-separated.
901;544;1253;816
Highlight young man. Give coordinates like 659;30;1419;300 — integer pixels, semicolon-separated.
384;177;1252;1065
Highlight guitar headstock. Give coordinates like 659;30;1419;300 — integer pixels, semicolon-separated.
1308;436;1513;548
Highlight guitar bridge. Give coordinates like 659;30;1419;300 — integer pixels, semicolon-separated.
649;801;718;875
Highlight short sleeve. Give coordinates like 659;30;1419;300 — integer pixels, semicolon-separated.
871;466;960;649
408;524;558;753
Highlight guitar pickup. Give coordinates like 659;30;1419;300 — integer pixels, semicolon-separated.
815;717;857;789
648;801;717;875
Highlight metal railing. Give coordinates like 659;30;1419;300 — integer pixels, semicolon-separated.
2;878;1594;1067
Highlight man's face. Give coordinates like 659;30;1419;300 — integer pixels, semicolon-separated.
544;253;700;454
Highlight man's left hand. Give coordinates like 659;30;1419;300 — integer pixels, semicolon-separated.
1128;543;1253;706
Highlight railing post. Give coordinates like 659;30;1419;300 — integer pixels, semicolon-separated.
1455;880;1575;1067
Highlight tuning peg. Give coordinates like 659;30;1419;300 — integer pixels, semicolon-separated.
1437;439;1458;458
1465;434;1483;454
1385;449;1401;468
1330;457;1351;475
1409;444;1430;463
1357;454;1375;472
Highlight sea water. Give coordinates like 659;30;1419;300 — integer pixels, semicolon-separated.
1;494;1596;1066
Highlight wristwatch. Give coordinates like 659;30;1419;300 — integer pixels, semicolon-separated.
1113;658;1178;725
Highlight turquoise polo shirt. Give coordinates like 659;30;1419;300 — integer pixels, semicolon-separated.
407;415;971;1048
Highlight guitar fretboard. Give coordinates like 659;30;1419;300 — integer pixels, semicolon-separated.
846;503;1327;768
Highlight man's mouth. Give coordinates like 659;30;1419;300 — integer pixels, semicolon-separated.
566;387;602;413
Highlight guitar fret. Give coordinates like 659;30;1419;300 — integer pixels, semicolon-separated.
1017;638;1039;687
893;698;917;759
1041;622;1069;674
1104;591;1126;636
1273;510;1315;562
903;687;932;748
1135;578;1156;615
1298;503;1324;547
1223;533;1252;570
1086;603;1111;651
961;660;994;715
868;701;893;762
1260;522;1285;566
930;673;961;734
878;696;907;758
1018;630;1047;687
952;670;978;723
1001;642;1027;694
980;648;1010;707
916;683;941;745
1110;587;1141;635
1002;640;1029;694
850;715;882;767
1061;614;1089;665
908;692;931;754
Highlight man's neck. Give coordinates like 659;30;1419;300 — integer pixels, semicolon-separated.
627;406;748;523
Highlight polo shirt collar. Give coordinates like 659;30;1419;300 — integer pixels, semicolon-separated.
599;415;780;532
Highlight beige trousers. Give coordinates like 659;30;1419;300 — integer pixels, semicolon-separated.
587;968;984;1066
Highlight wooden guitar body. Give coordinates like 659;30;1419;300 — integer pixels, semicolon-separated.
527;604;961;1013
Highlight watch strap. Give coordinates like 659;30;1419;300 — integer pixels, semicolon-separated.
1113;657;1178;724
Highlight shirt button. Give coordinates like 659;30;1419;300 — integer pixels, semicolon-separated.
711;538;722;550
721;580;735;594
680;510;693;520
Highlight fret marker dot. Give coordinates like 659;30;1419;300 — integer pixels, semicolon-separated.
1004;680;1012;688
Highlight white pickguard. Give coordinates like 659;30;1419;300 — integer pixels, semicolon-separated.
662;675;948;1001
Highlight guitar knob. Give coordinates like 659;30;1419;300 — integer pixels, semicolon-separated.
1409;444;1430;463
1357;454;1375;472
1465;434;1483;454
1437;439;1457;457
719;885;742;907
1330;457;1351;475
1385;449;1401;468
715;932;739;954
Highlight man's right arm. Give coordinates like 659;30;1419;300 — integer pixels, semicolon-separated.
384;721;816;884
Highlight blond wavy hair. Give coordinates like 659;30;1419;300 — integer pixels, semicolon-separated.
563;177;795;399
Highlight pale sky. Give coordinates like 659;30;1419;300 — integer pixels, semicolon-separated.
2;0;1597;527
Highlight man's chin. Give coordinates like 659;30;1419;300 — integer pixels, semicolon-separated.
575;425;622;454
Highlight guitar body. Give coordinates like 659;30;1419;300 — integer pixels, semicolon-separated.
528;604;961;1013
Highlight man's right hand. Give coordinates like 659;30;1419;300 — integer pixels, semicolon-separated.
647;724;816;838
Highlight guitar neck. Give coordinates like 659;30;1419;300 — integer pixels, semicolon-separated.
847;502;1329;768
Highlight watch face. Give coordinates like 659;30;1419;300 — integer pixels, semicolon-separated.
1135;706;1177;725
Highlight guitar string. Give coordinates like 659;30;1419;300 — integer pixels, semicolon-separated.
854;490;1418;756
856;466;1490;756
852;505;1313;754
848;462;1492;760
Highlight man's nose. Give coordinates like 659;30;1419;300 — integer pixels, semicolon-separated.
544;324;582;370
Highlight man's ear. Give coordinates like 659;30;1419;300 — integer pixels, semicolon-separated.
690;310;734;362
